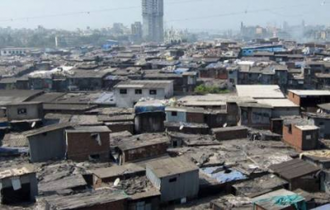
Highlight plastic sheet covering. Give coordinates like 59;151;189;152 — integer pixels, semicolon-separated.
11;177;21;191
174;68;189;74
0;147;29;156
201;166;247;184
254;195;307;210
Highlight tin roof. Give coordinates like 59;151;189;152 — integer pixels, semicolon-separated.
0;165;35;180
289;90;330;96
114;80;173;89
269;159;320;180
236;85;285;99
146;156;198;178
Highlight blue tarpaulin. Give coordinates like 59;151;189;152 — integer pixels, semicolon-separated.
135;104;165;115
174;68;189;75
311;204;330;210
201;166;247;183
0;147;29;156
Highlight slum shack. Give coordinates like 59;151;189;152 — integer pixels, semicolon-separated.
288;90;330;112
282;116;320;151
6;102;44;130
113;133;169;165
165;107;205;124
199;165;248;195
146;156;199;203
91;163;145;188
0;165;38;205
210;194;252;210
269;159;321;192
164;121;209;134
303;112;330;139
43;103;97;115
134;100;166;134
252;189;307;210
300;150;330;169
212;126;248;141
38;175;87;196
105;121;134;134
167;132;220;147
233;174;289;198
65;126;111;162
39;190;128;210
26;123;73;162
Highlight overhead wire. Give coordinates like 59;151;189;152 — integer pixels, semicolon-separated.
0;0;325;25
167;3;312;23
0;0;217;22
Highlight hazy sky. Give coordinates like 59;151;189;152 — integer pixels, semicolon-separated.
0;0;329;31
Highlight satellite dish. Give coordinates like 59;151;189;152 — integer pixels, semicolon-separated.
114;178;120;187
179;125;184;130
223;123;227;128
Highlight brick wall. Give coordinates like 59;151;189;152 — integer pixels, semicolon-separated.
282;124;303;151
107;123;134;133
67;132;110;162
123;143;168;164
283;124;319;151
288;92;301;105
186;112;204;124
213;127;248;141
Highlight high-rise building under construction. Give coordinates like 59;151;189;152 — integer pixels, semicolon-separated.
142;0;164;43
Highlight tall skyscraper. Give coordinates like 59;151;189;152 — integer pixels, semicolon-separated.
142;0;164;43
131;22;143;43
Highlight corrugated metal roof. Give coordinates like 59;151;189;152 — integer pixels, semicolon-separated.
236;85;285;99
147;156;198;178
289;90;330;96
269;159;320;180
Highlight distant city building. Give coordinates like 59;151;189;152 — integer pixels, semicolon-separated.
142;0;164;43
131;22;143;43
0;48;29;56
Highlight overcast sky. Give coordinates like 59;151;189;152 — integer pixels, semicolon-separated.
0;0;329;31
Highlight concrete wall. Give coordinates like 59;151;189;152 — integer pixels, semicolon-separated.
272;107;300;118
135;112;165;134
66;132;110;162
166;110;186;123
311;118;330;139
0;173;38;204
28;129;67;162
227;102;239;126
204;113;227;128
240;107;272;129
115;88;168;108
6;103;43;121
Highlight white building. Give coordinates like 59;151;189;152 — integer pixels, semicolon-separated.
142;0;164;43
114;80;173;108
0;48;30;56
